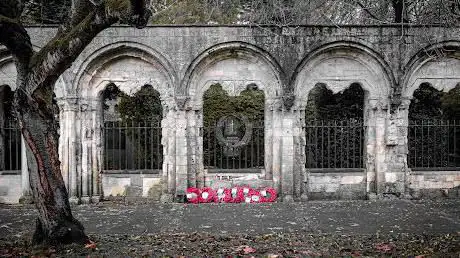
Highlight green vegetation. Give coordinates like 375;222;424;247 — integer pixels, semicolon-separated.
409;83;460;120
202;83;265;169
305;83;364;121
117;85;163;123
102;84;162;122
203;83;264;126
102;84;163;170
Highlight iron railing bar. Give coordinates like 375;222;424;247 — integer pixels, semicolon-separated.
421;120;424;167
346;120;350;168
352;119;356;168
8;126;12;171
16;128;20;170
150;124;153;169
144;123;148;169
207;126;211;167
213;127;217;168
334;120;337;168
321;120;324;169
446;120;450;167
454;120;457;167
249;126;252;168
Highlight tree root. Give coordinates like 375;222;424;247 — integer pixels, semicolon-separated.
32;217;89;246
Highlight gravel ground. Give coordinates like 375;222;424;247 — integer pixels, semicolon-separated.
0;199;459;257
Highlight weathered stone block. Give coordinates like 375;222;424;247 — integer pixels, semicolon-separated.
143;178;162;199
0;175;21;204
341;175;364;185
102;176;131;197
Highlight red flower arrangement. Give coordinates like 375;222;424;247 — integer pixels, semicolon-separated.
186;186;277;204
186;187;201;204
198;187;216;203
259;188;277;203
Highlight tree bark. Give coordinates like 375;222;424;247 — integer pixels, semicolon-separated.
0;0;151;245
16;82;88;245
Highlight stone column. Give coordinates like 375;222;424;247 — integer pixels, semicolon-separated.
292;109;305;200
190;109;204;189
173;109;187;198
280;109;295;202
298;108;309;201
19;136;33;203
160;107;176;202
57;97;80;204
264;99;274;181
269;108;284;194
367;98;397;198
80;98;99;204
91;107;102;202
380;99;410;197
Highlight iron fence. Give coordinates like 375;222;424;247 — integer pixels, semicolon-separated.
408;120;460;170
305;119;366;169
103;119;162;173
0;119;22;172
203;120;264;172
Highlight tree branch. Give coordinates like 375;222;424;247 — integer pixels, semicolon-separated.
26;0;151;98
0;15;34;77
353;1;384;22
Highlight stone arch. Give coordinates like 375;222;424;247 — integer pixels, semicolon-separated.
403;43;460;177
66;42;176;203
75;41;176;105
402;41;460;98
177;41;286;194
292;42;394;199
293;41;393;108
0;50;17;89
0;50;29;203
179;41;285;108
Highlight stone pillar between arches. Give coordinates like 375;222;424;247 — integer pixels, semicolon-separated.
279;109;295;202
79;101;100;204
160;108;177;202
56;97;80;204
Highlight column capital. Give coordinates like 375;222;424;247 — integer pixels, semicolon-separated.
79;97;99;112
56;96;80;112
368;98;389;111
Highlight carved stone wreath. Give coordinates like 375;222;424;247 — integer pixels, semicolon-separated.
215;114;253;148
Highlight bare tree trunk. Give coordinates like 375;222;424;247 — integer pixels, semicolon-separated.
15;86;88;245
1;0;151;245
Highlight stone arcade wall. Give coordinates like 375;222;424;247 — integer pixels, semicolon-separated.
1;25;460;203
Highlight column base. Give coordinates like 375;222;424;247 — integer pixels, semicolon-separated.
282;194;294;202
69;196;79;205
300;194;309;201
91;195;102;204
367;192;378;200
80;196;91;204
19;195;34;204
160;193;174;203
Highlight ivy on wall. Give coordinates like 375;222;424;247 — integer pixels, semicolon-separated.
102;84;163;170
203;83;265;126
305;83;365;121
409;83;460;121
202;83;265;169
